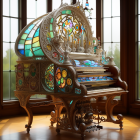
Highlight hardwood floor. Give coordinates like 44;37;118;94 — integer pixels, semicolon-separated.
0;114;140;140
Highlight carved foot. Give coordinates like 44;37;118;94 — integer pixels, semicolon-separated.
25;124;31;133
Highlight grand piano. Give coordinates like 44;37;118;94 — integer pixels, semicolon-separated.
14;1;128;139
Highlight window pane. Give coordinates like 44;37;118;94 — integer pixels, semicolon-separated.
3;43;10;71
63;0;71;5
27;19;34;24
11;18;18;42
139;15;140;41
112;17;120;42
103;43;112;57
10;0;18;17
37;0;47;17
27;0;36;18
139;0;140;14
103;18;111;42
11;72;17;99
3;72;10;100
53;0;61;10
112;43;120;69
103;0;111;17
89;0;96;19
90;19;96;37
11;43;18;71
3;17;10;42
3;0;9;16
114;96;120;100
112;0;120;17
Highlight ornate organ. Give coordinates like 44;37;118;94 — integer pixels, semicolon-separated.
14;1;128;139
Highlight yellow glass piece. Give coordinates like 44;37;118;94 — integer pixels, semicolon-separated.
24;64;30;68
47;44;52;51
25;40;32;45
33;37;39;43
77;6;79;8
62;70;67;78
67;78;72;86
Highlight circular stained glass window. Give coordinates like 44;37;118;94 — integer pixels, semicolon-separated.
45;64;54;90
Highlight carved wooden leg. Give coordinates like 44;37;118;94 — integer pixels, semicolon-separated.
50;104;63;126
23;105;33;133
105;95;123;130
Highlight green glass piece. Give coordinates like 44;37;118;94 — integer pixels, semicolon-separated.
50;24;53;31
25;50;33;57
24;71;29;77
93;40;95;43
33;47;40;51
21;34;28;39
62;10;66;14
19;39;25;44
50;18;53;23
66;10;71;14
50;32;54;38
58;80;60;85
34;49;44;56
25;45;31;50
61;78;64;83
32;41;40;47
18;79;22;85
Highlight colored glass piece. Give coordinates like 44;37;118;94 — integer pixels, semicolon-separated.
32;41;40;47
50;24;53;31
34;28;40;37
28;24;35;30
66;10;71;14
45;64;54;90
18;44;24;49
25;40;32;45
25;29;30;34
21;34;28;39
19;39;25;44
26;38;32;40
67;78;72;86
34;49;44;56
18;79;23;86
47;44;52;51
25;45;31;50
33;37;39;43
62;10;66;14
75;88;81;94
25;50;33;57
18;49;24;55
50;32;54;38
50;18;53;23
28;30;36;38
62;70;67;78
32;47;40;51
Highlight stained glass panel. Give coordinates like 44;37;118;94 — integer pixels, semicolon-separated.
45;64;54;90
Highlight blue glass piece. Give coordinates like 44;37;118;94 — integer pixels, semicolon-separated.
34;28;40;37
59;55;64;63
75;88;81;94
26;38;32;40
47;38;51;43
94;46;97;53
18;44;24;49
18;49;24;55
70;100;73;105
25;29;30;34
28;24;35;30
